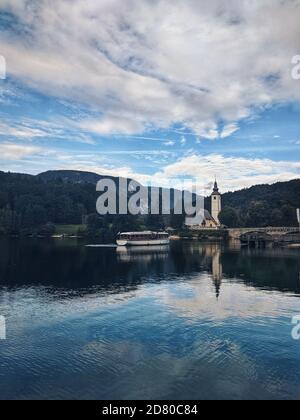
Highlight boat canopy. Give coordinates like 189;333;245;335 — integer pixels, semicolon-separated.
118;231;169;240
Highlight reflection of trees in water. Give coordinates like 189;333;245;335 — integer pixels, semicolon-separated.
0;239;299;298
0;239;173;295
0;239;138;293
222;247;300;294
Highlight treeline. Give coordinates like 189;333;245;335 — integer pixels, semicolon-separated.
0;171;185;239
0;171;299;237
217;179;300;228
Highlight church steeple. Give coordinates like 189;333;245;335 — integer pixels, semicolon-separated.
213;178;219;193
211;178;222;226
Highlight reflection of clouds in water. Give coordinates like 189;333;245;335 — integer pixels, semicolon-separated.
1;270;299;338
81;341;146;368
78;337;298;400
151;273;300;322
0;287;142;335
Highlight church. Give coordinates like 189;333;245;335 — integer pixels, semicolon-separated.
191;180;222;230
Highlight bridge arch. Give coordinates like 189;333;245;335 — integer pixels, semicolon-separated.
277;231;300;243
228;227;299;241
240;231;273;245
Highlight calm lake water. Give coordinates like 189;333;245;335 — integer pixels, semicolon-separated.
0;238;300;400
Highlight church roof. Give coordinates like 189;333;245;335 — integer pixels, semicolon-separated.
204;210;216;221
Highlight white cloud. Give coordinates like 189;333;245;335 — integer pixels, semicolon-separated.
164;140;175;147
220;123;239;139
0;119;95;144
1;143;299;191
180;136;187;146
0;143;42;160
0;122;46;139
155;154;300;192
79;115;144;136
0;0;300;136
53;153;300;192
178;121;220;140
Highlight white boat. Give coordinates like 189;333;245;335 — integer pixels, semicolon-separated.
116;231;170;247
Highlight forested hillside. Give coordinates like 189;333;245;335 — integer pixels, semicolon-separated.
0;170;178;238
218;179;300;227
0;170;299;236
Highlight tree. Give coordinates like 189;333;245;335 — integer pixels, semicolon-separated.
281;204;297;227
245;201;271;227
169;211;185;230
38;223;56;237
145;214;165;231
0;171;299;236
219;206;240;228
270;208;283;227
86;214;104;237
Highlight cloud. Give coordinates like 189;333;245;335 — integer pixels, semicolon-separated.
220;123;239;139
0;143;42;160
180;136;187;146
0;0;300;136
0;122;46;139
0;142;298;191
52;153;300;192
0;119;96;144
156;154;300;192
164;140;175;147
79;115;144;136
187;122;219;140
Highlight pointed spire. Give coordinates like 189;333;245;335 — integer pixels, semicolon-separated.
213;177;219;193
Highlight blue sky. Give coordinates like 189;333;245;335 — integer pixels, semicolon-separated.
0;0;299;192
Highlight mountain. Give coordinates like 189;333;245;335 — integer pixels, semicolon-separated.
37;170;194;214
0;170;299;236
222;179;300;210
37;170;129;184
218;179;300;227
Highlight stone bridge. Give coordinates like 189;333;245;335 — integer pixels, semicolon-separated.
228;227;300;244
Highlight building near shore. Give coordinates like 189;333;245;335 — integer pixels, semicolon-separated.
190;179;222;230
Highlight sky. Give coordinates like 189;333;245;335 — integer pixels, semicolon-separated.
0;0;299;193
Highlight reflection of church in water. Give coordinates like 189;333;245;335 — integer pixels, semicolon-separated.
204;244;223;299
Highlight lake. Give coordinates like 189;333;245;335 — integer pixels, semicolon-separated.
0;238;300;400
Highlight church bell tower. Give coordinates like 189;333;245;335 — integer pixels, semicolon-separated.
211;179;221;226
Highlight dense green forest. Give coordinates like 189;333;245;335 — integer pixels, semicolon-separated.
0;170;183;239
0;170;299;238
218;179;300;228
